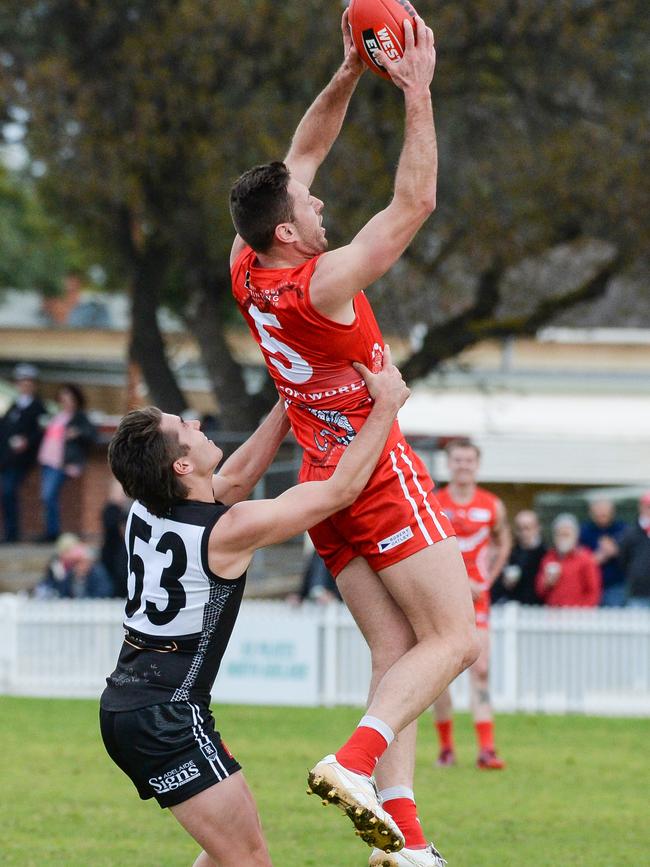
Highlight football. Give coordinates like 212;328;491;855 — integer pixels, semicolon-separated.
348;0;419;79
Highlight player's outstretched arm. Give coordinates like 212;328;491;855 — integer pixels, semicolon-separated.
212;399;290;506
284;9;365;187
208;347;409;578
310;16;437;320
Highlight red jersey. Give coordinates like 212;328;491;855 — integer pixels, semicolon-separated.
436;486;500;586
535;547;601;607
231;246;401;466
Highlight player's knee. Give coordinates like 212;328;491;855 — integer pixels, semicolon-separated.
471;654;489;681
221;840;270;867
370;630;416;675
458;628;481;674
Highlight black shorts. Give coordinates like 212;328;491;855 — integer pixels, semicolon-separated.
99;701;241;808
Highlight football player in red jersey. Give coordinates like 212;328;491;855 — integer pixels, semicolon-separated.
434;439;512;770
229;11;477;866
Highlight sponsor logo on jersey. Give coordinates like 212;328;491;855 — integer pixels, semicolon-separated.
279;381;367;402
468;507;492;523
243;270;303;312
309;407;357;453
199;740;220;762
149;760;201;794
456;526;490;553
378;526;414;553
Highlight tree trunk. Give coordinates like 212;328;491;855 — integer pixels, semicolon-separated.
129;254;187;415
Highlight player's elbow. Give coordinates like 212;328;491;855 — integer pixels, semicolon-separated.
326;478;360;512
419;193;436;216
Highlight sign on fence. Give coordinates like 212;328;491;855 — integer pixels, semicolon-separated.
1;595;649;716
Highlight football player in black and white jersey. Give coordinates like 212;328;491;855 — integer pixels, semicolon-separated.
100;346;409;867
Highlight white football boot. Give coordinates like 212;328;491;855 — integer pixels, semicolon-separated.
368;842;448;866
307;755;404;853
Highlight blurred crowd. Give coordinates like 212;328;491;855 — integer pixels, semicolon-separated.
492;496;650;609
0;362;129;599
299;494;650;611
0;363;97;544
1;369;649;608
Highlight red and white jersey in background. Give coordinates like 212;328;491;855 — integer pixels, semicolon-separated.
231;245;401;466
436;486;500;586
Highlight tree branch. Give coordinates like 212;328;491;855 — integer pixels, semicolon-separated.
400;247;623;382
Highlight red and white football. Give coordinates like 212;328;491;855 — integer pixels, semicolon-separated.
348;0;419;80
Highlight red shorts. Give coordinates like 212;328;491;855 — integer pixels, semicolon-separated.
300;440;455;577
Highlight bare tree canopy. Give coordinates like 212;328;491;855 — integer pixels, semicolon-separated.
1;1;648;424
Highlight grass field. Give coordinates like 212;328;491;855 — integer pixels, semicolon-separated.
1;697;646;866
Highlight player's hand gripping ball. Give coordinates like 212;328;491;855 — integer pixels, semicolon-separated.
348;0;418;79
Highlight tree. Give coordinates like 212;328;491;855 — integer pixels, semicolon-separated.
1;1;648;424
0;165;89;295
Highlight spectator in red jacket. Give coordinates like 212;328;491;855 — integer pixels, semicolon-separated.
536;513;602;607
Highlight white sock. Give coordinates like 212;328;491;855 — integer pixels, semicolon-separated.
358;714;395;747
379;785;415;804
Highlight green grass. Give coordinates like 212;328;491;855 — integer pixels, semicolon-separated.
1;697;646;866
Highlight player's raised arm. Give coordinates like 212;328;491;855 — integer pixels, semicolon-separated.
309;15;437;320
211;399;290;506
208;347;409;578
230;10;364;265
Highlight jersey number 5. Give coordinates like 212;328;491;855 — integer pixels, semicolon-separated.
249;303;313;385
125;514;187;625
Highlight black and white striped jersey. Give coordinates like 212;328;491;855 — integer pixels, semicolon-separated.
101;499;246;711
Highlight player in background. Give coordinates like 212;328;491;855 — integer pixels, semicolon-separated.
229;11;477;866
433;439;512;770
100;352;409;867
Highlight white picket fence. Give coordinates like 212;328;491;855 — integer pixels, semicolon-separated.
1;594;649;716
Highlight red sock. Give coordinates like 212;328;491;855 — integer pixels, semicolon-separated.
335;726;389;777
436;719;454;751
475;720;495;751
383;797;427;850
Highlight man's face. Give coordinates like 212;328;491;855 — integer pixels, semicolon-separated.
514;511;540;549
639;497;650;526
553;523;578;554
447;446;480;486
285;178;328;254
159;414;223;475
16;378;36;397
589;499;614;528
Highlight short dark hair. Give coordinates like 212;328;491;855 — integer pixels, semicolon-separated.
108;407;189;517
445;437;481;458
229;161;295;253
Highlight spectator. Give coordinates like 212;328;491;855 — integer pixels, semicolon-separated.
0;364;47;542
536;513;602;607
619;492;650;609
35;539;113;599
37;383;96;542
300;551;342;604
579;498;628;607
492;509;545;605
287;536;342;606
100;479;130;597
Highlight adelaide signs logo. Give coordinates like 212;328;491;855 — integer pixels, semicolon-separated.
149;760;201;794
